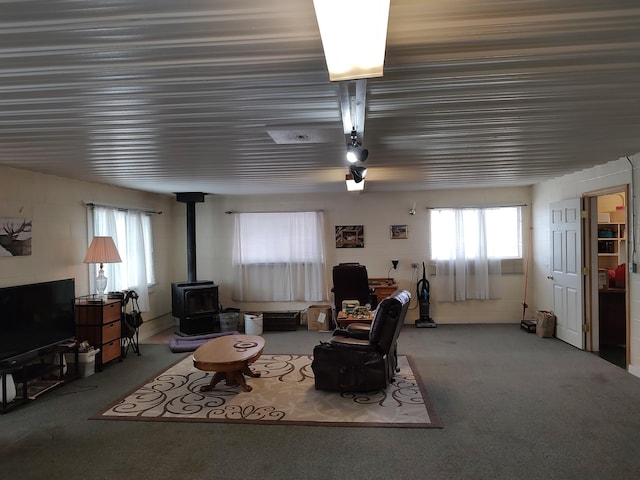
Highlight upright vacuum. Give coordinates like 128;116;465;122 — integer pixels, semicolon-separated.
415;262;437;328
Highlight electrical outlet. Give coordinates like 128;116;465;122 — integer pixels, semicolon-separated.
630;262;638;274
411;263;419;269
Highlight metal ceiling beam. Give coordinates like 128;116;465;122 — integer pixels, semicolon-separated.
339;79;367;142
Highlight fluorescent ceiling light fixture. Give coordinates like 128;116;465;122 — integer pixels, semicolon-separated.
313;0;390;81
345;174;365;192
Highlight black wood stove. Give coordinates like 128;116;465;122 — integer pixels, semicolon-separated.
171;192;219;335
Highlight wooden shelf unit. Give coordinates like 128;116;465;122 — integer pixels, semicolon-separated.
597;222;626;270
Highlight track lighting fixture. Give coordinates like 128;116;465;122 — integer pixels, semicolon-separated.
349;164;368;183
346;128;368;163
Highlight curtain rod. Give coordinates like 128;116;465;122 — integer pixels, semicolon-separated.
225;209;324;214
426;203;527;210
84;201;162;215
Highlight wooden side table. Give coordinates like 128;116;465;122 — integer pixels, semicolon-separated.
368;277;399;304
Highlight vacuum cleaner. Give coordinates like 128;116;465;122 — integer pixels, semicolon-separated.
415;262;437;328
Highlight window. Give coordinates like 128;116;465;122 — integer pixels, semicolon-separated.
89;206;155;311
429;206;522;301
232;211;327;301
430;207;522;260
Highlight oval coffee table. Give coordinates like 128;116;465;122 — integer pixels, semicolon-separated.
192;334;265;392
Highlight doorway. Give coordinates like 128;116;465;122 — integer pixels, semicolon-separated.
585;188;629;369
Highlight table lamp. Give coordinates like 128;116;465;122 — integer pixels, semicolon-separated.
83;236;122;298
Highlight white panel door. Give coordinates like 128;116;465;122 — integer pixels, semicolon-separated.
549;199;584;349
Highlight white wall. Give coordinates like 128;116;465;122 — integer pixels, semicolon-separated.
0;166;176;337
181;186;532;324
531;155;639;376
0;164;533;333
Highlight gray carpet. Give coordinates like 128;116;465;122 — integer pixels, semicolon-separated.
2;324;640;480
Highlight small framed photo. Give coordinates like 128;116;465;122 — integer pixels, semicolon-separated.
390;225;408;239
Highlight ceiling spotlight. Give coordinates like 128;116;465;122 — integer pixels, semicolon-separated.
346;128;368;163
345;173;365;192
347;144;369;163
349;165;368;183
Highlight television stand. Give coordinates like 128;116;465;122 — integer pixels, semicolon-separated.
1;342;78;413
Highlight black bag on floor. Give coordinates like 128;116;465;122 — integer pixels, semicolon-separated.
122;290;143;338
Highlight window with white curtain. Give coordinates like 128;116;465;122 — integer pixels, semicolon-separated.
89;206;155;311
232;211;327;301
429;206;522;301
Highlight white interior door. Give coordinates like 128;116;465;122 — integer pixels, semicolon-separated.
550;199;584;349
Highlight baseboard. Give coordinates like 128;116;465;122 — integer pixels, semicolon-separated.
628;363;640;379
139;314;174;341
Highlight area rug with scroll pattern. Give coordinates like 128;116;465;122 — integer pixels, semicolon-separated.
94;354;442;428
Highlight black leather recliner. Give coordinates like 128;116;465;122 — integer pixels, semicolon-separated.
311;290;411;392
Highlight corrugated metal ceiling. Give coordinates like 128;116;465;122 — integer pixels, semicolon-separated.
1;0;639;195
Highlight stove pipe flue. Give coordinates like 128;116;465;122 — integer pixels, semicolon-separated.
176;192;206;283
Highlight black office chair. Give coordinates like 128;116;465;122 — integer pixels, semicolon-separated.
331;263;376;314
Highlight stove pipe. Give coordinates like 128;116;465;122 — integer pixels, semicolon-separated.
176;192;206;282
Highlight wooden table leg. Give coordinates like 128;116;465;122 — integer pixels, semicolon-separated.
200;371;226;392
229;370;252;391
199;362;261;393
242;363;261;378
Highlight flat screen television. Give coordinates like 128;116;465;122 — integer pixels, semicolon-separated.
0;278;76;365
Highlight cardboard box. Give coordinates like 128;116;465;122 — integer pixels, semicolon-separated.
307;304;332;331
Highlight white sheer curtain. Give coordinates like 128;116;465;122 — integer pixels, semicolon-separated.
232;211;327;301
431;208;503;302
90;206;152;311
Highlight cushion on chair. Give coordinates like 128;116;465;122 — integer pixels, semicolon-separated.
328;335;375;350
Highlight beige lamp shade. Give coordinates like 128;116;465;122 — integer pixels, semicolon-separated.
83;236;122;266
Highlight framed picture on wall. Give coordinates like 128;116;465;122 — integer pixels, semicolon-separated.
390;225;408;239
335;225;364;248
0;217;32;256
